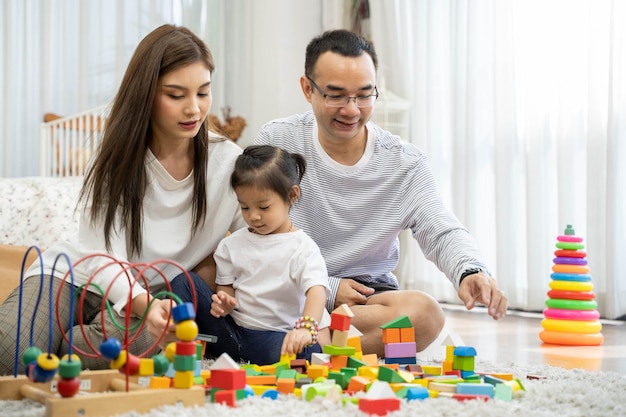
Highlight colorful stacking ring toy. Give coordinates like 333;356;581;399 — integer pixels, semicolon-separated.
548;280;593;292
541;318;602;333
545;298;597;310
550;273;591;282
547;289;595;301
554;249;586;258
551;264;590;274
543;308;600;321
539;330;604;346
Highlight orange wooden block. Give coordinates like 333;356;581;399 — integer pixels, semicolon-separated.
246;374;277;385
400;327;415;342
307;364;329;380
347;375;371;392
149;376;172;389
361;353;379;367
382;328;400;344
259;365;277;374
276;378;296;394
330;355;348;370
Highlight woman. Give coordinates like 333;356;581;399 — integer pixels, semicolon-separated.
0;24;244;375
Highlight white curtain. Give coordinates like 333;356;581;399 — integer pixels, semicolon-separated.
369;0;626;319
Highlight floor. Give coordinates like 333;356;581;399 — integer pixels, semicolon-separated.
419;304;626;375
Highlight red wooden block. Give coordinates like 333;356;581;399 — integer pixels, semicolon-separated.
358;397;401;416
330;312;352;331
210;369;246;390
214;389;237;407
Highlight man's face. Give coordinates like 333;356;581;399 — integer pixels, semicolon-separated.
303;51;377;147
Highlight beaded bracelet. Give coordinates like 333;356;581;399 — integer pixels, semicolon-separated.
294;316;320;347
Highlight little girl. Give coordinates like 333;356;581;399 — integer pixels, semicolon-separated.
172;145;330;365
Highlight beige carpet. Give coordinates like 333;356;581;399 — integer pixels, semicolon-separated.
1;359;624;417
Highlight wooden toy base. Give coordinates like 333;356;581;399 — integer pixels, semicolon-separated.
0;370;206;417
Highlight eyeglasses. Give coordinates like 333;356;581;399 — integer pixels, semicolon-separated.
306;76;378;108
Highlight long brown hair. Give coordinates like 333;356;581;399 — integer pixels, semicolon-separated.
80;24;216;256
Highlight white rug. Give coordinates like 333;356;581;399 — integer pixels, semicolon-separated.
1;360;624;417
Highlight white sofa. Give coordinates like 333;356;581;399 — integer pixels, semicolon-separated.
0;176;82;302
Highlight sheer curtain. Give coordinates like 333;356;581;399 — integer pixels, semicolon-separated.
369;0;626;319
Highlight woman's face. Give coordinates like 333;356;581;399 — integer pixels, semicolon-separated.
151;61;212;144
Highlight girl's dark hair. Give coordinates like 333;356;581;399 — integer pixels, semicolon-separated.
80;24;217;256
231;145;306;203
304;29;378;77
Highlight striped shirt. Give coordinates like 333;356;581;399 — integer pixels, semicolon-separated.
255;111;489;310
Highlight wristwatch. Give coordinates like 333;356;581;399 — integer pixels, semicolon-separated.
459;268;482;284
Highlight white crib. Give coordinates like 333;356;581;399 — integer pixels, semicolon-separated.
39;105;109;177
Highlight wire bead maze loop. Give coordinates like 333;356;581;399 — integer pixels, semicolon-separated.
15;247;199;397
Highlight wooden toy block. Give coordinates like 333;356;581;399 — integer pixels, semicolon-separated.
248;384;277;395
245;374;277;385
347;335;362;352
456;382;495;398
346;375;371;392
357;366;379;379
445;345;455;362
347;356;367;369
494;382;513;401
406;386;430;400
279;352;296;365
306;364;329;380
377;366;405;384
138;358;155;376
332;329;350;347
429;381;457;393
210;369;246;390
149;376;172;389
328;371;348;389
381;328;400;344
380;315;412;329
213;389;237;407
340;367;357;380
383;341;416;358
453;346;477;357
332;304;355;318
290;358;308;373
330;312;352;331
442;360;453;373
276;378;296;394
330;354;348;370
406;364;422;373
384;356;417;365
259;365;278;374
361;354;379;367
173;370;195;388
452;356;474;372
358;397;401;416
323;345;356;356
310;352;331;365
399;327;415;342
421;365;442;376
276;368;297;380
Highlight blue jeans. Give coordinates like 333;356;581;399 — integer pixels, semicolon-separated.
169;272;321;365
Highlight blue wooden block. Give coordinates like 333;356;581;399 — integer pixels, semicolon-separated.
406;386;429;401
456;382;494;398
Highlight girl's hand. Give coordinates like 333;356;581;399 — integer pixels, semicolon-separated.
210;290;236;317
281;327;314;355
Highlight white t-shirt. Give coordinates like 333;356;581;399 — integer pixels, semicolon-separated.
26;138;246;313
214;227;330;332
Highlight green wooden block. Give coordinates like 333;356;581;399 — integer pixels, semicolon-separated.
323;344;356;356
380;315;412;329
377;366;406;383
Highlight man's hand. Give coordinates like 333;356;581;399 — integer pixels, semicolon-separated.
457;272;507;319
335;279;375;308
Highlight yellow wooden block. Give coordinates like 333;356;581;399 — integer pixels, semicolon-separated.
249;384;277;395
246;374;277;385
259;365;278;375
445;345;455;362
442;360;453;373
138;358;155;376
357;366;379;379
279;352;296;365
149;376;172;389
488;372;513;381
347;336;362;352
397;369;415;383
306;364;329;380
421;365;442;376
173;370;194;389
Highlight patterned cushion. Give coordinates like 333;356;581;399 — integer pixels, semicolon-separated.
0;176;82;249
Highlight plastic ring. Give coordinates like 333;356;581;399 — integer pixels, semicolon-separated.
547;289;595;300
545;298;597;310
543;308;600;320
541;318;602;333
539;330;603;346
553;257;587;265
550;273;591;282
554;249;586;258
555;242;584;250
549;280;593;292
557;235;583;243
552;264;590;274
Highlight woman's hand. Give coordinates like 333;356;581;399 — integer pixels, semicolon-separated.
142;297;178;349
210;290;236;317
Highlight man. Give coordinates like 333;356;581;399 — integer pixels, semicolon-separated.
255;29;507;357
